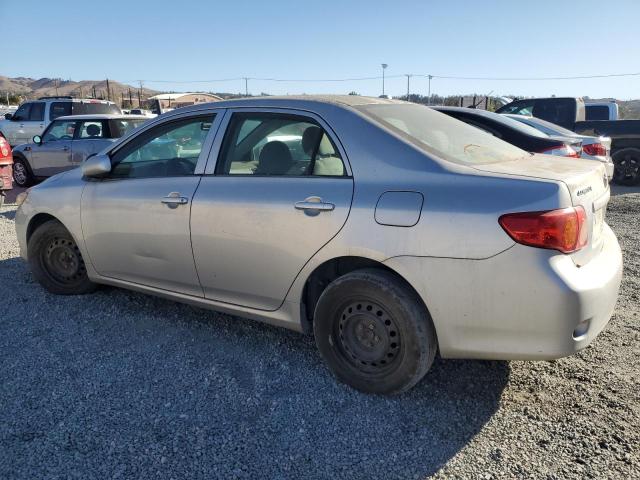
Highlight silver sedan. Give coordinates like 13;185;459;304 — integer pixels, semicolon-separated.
11;114;148;187
14;96;622;394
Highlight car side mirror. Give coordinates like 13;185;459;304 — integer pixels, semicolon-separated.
82;154;112;178
33;135;42;145
4;113;12;120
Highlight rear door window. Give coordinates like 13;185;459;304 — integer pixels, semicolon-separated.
49;102;72;120
217;113;346;177
78;121;107;139
533;99;575;127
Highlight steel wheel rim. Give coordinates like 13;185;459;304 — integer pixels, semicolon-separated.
13;162;27;185
42;236;85;283
336;300;401;373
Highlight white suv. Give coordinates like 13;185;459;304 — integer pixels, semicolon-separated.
0;97;120;146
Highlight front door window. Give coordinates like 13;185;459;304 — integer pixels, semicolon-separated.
110;115;214;178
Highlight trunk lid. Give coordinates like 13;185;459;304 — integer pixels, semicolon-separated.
473;154;610;266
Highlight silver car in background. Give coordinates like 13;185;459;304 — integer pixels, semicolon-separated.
14;96;622;394
504;113;614;180
11;114;148;187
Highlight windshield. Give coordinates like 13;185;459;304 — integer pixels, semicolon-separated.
506;114;578;137
356;104;528;165
109;119;147;138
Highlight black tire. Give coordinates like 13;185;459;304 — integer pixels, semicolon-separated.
12;155;35;188
612;148;640;186
28;219;97;295
313;268;437;394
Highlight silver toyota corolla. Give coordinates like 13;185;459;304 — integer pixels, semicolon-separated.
14;96;622;394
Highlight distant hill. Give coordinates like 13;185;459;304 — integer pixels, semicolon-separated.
0;76;158;102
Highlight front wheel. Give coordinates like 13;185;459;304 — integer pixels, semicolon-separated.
612;148;640;186
314;269;437;394
28;219;97;295
12;156;35;188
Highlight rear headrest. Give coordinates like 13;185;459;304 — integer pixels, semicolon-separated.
86;124;101;136
302;126;322;156
255;141;293;175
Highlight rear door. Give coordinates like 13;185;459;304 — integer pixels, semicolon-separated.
191;109;354;310
72;120;112;165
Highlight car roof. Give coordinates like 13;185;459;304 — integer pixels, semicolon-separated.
53;114;148;121
158;95;407;115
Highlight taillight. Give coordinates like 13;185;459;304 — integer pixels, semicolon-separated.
499;206;588;253
0;136;10;158
539;144;580;158
582;143;607;157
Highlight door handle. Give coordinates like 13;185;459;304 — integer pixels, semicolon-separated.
294;196;335;216
161;192;189;208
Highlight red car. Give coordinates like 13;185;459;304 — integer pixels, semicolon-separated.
0;135;13;207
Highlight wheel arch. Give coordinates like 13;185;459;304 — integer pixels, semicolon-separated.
300;255;433;337
26;213;62;245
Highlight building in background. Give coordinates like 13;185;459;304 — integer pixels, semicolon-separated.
147;92;223;114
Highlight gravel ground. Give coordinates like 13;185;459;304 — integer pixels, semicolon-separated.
0;189;638;480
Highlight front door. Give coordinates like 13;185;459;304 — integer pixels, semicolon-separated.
81;112;219;296
31;119;76;177
191;110;353;310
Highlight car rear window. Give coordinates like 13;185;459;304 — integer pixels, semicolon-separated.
356;104;528;165
71;102;121;116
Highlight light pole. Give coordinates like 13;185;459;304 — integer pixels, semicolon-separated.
381;64;388;96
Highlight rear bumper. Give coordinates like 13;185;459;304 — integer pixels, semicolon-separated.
384;224;622;360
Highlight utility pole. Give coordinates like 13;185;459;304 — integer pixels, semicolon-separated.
427;74;433;104
129;87;133;108
55;78;59;96
243;77;249;96
138;80;143;108
92;85;96;98
405;74;412;101
381;64;388;96
106;78;111;101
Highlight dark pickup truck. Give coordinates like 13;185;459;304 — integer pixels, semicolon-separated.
497;97;640;185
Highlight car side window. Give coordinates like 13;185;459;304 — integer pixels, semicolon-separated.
217;113;346;177
78;121;106;139
43;120;77;142
109;115;214;179
29;102;45;121
49;102;72;121
501;101;534;116
12;103;31;121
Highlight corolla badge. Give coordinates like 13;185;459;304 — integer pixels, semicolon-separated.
576;185;592;196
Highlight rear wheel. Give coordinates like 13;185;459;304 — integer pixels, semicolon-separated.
28;219;97;295
612;148;640;186
313;268;437;394
12;156;34;188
